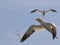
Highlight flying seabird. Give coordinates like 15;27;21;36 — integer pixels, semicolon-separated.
31;9;57;16
20;18;57;42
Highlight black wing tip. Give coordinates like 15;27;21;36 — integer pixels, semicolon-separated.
20;39;24;42
20;40;23;42
53;36;56;39
31;10;36;13
31;9;38;13
31;11;34;13
20;36;26;42
52;32;56;39
20;30;35;42
50;9;57;12
20;34;27;42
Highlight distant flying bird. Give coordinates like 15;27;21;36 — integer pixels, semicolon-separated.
31;9;57;16
20;18;57;42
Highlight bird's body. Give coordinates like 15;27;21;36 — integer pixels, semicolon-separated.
42;10;45;16
20;18;57;42
31;9;57;16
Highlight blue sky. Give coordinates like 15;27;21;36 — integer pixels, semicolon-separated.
0;0;60;45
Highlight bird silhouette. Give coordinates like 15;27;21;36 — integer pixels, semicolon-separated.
31;9;57;16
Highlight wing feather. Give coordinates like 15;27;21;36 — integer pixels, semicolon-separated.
20;25;45;42
45;9;57;13
31;9;43;13
51;24;56;39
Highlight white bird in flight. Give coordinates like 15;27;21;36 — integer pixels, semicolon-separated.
20;18;57;42
31;9;57;16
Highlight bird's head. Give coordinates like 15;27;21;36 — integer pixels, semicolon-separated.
35;18;45;22
35;18;47;24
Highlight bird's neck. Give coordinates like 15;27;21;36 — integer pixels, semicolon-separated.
43;10;45;12
37;19;47;25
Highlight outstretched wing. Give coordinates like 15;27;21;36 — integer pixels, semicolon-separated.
20;25;45;42
47;23;57;39
51;24;57;39
45;9;57;13
50;9;57;12
31;9;43;13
